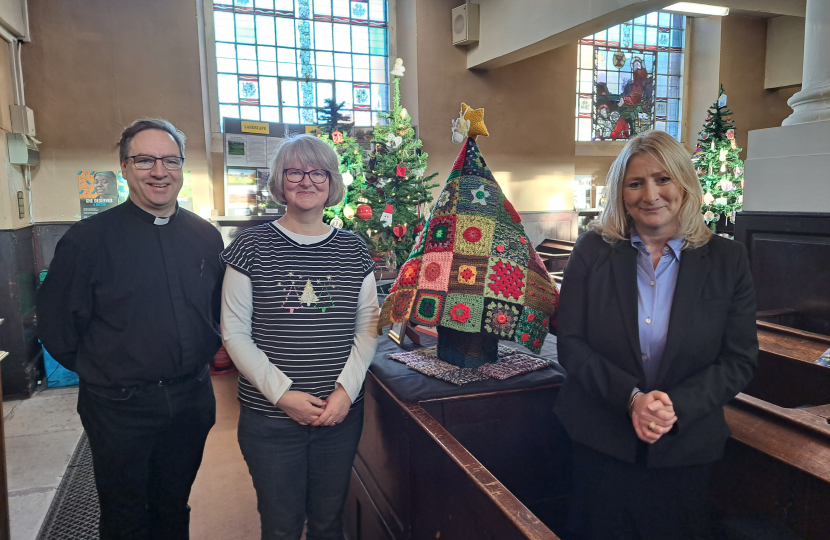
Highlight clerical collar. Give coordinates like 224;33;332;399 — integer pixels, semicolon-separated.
125;198;179;226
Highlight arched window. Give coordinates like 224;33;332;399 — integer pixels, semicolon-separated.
576;12;686;141
212;0;388;128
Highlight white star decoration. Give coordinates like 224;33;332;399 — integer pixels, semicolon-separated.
471;185;490;206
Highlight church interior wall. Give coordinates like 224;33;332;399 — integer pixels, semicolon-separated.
12;1;805;221
21;0;214;223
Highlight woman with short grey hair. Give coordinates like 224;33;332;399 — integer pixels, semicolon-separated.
221;134;379;540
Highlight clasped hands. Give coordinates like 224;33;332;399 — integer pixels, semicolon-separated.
630;391;676;444
275;386;351;427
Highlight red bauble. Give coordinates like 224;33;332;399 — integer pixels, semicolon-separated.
414;223;424;234
393;224;407;238
356;204;373;221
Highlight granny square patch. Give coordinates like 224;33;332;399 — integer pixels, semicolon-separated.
457;177;499;216
425;214;456;253
514;305;549;354
460;138;496;181
397;257;423;289
440;293;485;333
453;214;495;257
524;269;559;315
448;254;488;296
410;228;427;258
417;252;453;292
410;290;447;326
482;300;522;340
431;178;459;217
527;248;548;277
491;222;530;266
484;256;527;304
391;289;416;323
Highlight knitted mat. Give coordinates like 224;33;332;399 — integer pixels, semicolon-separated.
388;344;551;386
37;432;100;540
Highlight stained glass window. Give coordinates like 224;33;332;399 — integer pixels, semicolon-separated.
575;12;685;142
213;0;388;128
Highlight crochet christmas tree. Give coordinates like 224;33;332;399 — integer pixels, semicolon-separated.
377;105;559;367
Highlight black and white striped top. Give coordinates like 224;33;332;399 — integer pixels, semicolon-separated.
221;223;375;418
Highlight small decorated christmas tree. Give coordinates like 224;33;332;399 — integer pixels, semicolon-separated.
315;99;365;229
300;280;319;306
351;58;439;266
694;85;744;235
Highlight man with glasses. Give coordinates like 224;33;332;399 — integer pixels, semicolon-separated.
37;118;224;540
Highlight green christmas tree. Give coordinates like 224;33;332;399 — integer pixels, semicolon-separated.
317;98;353;136
694;85;744;235
351;58;439;267
315;100;365;229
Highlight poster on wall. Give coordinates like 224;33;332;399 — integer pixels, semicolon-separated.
78;171;119;218
80;170;194;219
226;169;257;216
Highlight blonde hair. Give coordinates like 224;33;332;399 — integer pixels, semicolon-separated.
268;134;345;207
590;130;712;249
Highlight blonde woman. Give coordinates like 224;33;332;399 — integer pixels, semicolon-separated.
554;130;758;539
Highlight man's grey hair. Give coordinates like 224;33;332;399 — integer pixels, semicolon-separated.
268;134;345;207
119;118;186;163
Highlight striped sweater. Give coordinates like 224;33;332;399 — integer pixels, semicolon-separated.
221;222;375;418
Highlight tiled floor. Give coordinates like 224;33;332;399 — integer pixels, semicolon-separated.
2;376;262;540
4;387;83;540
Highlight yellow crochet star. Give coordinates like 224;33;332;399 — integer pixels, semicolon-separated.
461;102;489;140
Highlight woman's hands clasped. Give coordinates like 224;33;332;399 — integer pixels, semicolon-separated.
275;387;352;427
310;386;351;427
630;391;677;444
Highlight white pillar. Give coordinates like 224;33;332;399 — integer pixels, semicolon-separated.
783;0;830;125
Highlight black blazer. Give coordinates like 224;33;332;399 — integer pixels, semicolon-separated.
553;231;758;468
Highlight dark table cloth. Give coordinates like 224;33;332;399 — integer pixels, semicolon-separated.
369;330;567;403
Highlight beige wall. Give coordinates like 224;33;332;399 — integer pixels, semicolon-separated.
0;34;31;230
765;16;805;89
22;0;213;223
411;0;576;212
718;15;800;160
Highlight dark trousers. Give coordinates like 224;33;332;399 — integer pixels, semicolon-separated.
567;442;711;540
237;400;364;540
77;366;216;540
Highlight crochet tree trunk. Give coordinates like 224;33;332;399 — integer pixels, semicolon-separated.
693;85;744;237
350;72;438;266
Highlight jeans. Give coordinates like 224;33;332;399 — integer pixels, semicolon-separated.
238;400;365;540
77;365;216;540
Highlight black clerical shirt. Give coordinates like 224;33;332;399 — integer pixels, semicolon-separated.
37;199;225;388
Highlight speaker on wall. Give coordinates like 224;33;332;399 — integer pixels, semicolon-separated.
452;3;479;46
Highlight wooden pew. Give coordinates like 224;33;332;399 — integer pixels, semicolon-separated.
534;239;575;273
348;322;830;540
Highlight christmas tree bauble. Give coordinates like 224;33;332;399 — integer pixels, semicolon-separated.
356;204;373;221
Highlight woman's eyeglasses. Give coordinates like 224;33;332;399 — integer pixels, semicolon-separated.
284;169;330;184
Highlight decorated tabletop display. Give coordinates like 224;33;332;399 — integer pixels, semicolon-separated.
377;104;560;368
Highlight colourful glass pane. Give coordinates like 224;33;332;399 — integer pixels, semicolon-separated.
235;14;256;44
369;27;386;55
256;16;276;46
214;0;388;128
575;11;685;142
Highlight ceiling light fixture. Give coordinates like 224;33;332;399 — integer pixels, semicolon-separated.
664;3;729;17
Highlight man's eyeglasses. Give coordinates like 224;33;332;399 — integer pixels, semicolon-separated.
129;155;185;171
284;169;330;184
